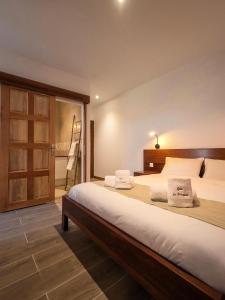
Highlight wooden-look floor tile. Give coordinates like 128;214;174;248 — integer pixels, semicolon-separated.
0;256;36;289
0;231;62;267
34;242;74;270
0;236;27;267
25;223;78;244
0;256;84;300
0;217;21;231
0;201;152;300
16;202;56;217
75;243;108;270
48;270;101;300
60;229;94;252
20;208;61;225
35;295;48;300
22;215;61;233
0;225;24;241
25;226;61;243
86;258;125;291
0;211;18;224
96;274;152;300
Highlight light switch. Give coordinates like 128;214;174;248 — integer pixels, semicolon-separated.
149;163;154;168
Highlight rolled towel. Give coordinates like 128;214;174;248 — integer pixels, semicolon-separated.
115;170;134;189
104;176;116;187
104;175;134;188
168;178;194;208
150;181;168;202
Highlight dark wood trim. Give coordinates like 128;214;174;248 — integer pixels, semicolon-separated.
62;195;225;300
93;176;104;181
90;120;94;178
0;71;90;104
84;104;87;182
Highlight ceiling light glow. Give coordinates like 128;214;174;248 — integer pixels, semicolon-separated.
95;95;100;100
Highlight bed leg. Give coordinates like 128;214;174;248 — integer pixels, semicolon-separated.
62;213;69;231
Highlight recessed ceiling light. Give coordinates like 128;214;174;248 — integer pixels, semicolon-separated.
95;95;100;100
118;0;124;3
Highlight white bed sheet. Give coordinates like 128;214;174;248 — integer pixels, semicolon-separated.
68;174;225;293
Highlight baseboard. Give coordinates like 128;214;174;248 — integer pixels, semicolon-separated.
93;176;104;181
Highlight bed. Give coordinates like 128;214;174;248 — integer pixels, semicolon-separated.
62;148;225;300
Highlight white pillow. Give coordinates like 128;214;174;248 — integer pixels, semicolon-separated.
161;157;204;177
203;158;225;181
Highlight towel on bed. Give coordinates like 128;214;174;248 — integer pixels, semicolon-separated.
168;178;194;208
150;181;168;202
105;174;134;188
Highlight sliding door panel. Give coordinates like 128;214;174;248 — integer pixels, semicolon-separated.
10;88;28;114
33;149;49;170
0;85;55;211
34;176;49;199
9;178;27;203
34;121;49;143
34;94;49;117
9;149;27;172
10;119;28;143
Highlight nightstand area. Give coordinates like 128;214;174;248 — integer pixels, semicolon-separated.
133;170;160;176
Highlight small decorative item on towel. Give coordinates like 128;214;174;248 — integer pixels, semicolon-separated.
115;170;133;189
168;178;194;208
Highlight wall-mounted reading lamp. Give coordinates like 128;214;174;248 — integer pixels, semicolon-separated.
149;131;160;149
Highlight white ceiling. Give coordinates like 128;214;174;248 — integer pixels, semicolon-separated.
0;0;225;103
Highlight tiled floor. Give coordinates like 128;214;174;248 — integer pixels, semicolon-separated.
0;198;152;300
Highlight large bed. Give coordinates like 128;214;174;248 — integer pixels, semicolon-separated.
62;149;225;300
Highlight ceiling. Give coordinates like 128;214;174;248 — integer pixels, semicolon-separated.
0;0;225;103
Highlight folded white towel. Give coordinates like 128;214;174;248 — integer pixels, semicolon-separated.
168;178;194;208
115;170;133;189
104;175;134;188
104;176;116;187
105;171;134;189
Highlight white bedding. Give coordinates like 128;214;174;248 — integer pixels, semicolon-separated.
68;174;225;293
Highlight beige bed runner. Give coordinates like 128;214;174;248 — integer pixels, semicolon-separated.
94;181;225;230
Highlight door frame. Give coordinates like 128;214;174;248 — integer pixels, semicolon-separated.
56;97;86;184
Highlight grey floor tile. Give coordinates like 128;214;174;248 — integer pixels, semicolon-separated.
22;215;61;233
34;242;74;270
0;217;21;231
0;235;27;267
16;202;56;217
0;225;24;241
0;211;18;224
75;243;108;270
0;256;36;289
48;270;101;300
20;208;61;225
0;201;152;300
35;295;48;300
86;258;125;292
96;274;152;300
0;256;84;300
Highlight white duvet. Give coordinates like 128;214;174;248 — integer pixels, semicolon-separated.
68;174;225;293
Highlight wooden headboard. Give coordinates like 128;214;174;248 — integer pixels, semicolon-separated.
144;148;225;176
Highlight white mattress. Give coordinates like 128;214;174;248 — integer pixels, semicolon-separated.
68;174;225;293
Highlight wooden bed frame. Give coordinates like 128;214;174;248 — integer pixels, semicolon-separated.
62;148;225;300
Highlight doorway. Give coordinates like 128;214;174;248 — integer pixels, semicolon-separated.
55;98;84;198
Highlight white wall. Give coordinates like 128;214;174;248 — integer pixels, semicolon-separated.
93;52;225;177
0;48;89;93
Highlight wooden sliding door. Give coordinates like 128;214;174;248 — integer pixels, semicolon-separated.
0;85;55;211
